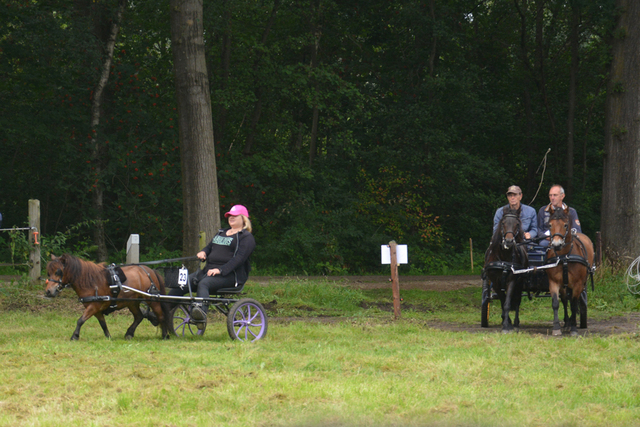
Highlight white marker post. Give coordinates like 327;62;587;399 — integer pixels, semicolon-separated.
381;241;408;319
126;234;140;264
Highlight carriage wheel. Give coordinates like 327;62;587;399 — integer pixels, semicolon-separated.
171;304;206;337
226;298;268;342
579;289;588;329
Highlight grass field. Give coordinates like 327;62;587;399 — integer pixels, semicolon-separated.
1;269;639;427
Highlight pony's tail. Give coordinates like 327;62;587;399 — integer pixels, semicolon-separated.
153;268;176;338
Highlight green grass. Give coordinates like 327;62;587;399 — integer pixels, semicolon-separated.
1;267;639;426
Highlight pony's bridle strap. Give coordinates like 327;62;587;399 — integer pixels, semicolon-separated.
46;278;71;293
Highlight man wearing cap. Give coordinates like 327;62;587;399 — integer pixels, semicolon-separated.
537;184;581;247
493;185;538;240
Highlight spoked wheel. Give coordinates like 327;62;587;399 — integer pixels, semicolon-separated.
226;298;268;341
171;304;206;336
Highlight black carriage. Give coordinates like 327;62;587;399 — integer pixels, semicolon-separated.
159;265;268;341
481;243;590;330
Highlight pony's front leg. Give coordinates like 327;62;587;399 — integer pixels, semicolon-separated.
71;304;105;341
501;280;514;333
550;288;562;336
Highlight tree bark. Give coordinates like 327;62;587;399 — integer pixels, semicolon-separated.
308;0;322;167
601;0;640;261
89;0;126;262
566;1;580;196
170;0;220;264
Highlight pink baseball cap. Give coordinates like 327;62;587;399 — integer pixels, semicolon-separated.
224;204;249;218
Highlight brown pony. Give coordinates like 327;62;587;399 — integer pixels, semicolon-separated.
482;206;529;333
545;206;595;336
45;254;173;340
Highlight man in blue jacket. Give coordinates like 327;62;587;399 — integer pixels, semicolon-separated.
537;184;582;247
493;185;538;240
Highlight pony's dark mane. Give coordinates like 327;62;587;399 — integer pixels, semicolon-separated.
60;254;108;290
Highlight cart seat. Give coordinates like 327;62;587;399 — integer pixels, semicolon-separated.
213;284;245;295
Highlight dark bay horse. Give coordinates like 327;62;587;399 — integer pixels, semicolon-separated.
482;206;529;333
45;254;173;340
545;206;595;336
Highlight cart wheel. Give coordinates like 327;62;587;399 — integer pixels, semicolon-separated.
226;298;268;341
171;304;206;336
579;289;587;329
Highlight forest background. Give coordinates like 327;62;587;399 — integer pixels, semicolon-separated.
0;0;618;275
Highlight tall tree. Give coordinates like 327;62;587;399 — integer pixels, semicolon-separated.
170;0;220;260
601;0;640;261
89;0;126;262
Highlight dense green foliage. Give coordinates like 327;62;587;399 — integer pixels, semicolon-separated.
1;0;617;273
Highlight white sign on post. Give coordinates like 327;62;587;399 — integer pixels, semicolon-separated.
381;244;408;264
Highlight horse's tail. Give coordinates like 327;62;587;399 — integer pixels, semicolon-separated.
150;268;176;337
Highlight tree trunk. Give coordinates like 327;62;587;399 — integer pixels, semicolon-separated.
89;0;126;262
601;0;640;261
216;0;232;146
308;0;322;167
566;1;580;196
170;0;220;264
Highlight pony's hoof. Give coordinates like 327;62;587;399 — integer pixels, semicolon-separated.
501;329;513;334
570;331;579;337
552;329;562;336
125;335;133;341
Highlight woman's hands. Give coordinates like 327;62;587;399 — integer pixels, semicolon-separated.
197;251;207;261
207;268;221;277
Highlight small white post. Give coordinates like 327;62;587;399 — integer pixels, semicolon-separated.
126;234;140;264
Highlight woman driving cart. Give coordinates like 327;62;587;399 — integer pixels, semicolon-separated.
168;204;256;332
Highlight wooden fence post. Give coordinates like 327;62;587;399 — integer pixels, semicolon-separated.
28;199;40;283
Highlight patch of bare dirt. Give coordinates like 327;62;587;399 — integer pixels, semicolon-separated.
255;275;640;337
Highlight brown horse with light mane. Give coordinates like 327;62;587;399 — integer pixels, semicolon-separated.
545;206;594;336
45;254;173;340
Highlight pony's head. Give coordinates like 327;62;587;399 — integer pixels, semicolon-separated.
548;205;570;251
499;206;522;250
45;254;69;298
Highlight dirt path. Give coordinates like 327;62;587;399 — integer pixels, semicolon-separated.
254;275;640;337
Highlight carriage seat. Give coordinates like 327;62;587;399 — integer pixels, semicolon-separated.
211;283;245;295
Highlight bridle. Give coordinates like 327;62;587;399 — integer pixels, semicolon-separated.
45;273;71;295
501;213;521;250
549;214;570;251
